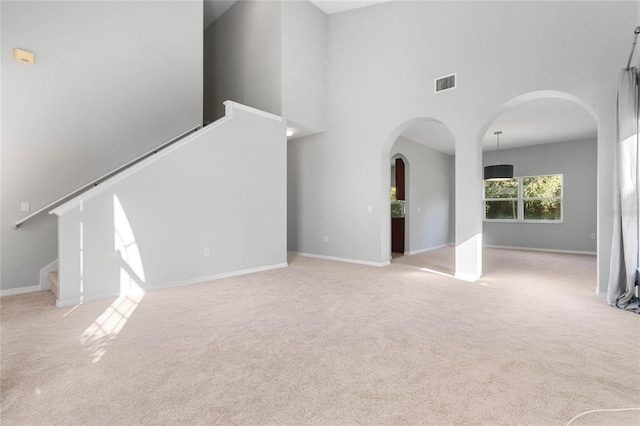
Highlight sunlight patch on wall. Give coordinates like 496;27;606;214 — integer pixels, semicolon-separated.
79;194;148;363
113;194;146;291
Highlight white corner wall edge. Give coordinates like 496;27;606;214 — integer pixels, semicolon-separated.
56;262;289;308
483;245;596;256
39;259;59;291
0;285;42;297
50;101;283;217
289;251;390;267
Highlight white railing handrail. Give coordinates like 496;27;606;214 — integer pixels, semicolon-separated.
15;124;202;228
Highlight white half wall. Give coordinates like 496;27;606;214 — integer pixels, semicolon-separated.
52;103;287;307
1;0;203;292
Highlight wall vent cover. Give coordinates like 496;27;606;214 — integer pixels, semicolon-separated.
435;73;456;93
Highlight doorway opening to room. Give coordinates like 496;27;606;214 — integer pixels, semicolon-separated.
391;156;407;257
385;118;456;276
479;92;599;284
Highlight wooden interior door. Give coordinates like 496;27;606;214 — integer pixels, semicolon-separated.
395;158;405;200
391;217;405;253
392;157;405;253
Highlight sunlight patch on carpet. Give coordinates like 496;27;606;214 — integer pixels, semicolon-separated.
80;292;144;363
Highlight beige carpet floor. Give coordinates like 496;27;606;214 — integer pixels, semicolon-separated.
1;247;639;425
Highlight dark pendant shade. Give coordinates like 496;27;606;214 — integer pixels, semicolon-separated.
484;164;514;181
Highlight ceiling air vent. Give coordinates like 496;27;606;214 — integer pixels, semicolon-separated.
435;73;456;93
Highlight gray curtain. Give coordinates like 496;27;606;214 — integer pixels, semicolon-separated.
608;68;640;313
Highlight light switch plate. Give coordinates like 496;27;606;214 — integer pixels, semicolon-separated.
21;202;30;212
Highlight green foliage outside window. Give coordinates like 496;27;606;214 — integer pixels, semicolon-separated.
390;187;404;218
484;179;518;220
484;175;562;221
523;175;562;220
522;175;562;198
484;179;518;199
485;199;518;220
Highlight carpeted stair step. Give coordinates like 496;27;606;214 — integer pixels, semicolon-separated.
48;271;58;298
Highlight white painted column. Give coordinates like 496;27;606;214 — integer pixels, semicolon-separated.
454;131;483;281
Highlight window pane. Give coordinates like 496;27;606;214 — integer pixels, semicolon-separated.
391;202;404;218
485;200;517;220
524;199;561;220
390;187;397;202
523;175;561;198
484;179;518;199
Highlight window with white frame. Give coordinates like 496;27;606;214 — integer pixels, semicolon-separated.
484;175;563;222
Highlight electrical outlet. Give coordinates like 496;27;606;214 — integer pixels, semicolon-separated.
324;236;328;243
21;202;30;212
203;248;210;256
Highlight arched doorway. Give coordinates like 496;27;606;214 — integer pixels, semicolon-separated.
382;118;456;274
478;91;599;285
390;153;409;257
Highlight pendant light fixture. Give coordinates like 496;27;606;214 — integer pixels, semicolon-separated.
484;131;514;181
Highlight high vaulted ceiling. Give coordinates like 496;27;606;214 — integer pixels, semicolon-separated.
481;98;597;151
204;0;397;28
309;0;396;15
203;2;598;154
401;98;597;156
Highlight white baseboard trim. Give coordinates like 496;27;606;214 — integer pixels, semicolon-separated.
0;259;60;297
289;252;390;267
407;243;452;255
56;291;121;308
146;263;289;292
0;285;42;297
39;260;58;291
483;245;596;256
55;262;289;308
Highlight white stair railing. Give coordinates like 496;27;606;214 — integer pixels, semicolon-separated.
14;124;202;229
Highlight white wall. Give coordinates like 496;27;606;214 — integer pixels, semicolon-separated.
0;0;4;292
53;103;287;307
1;0;203;292
286;1;636;290
204;0;327;138
483;138;597;253
204;0;282;122
391;136;454;253
281;0;327;137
